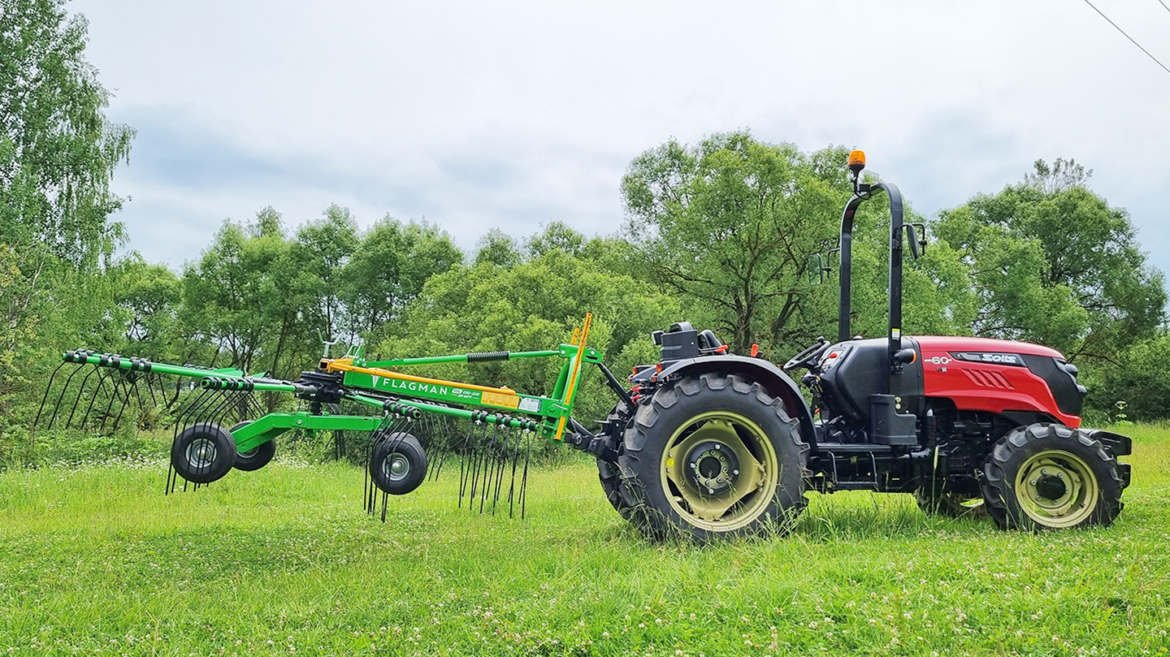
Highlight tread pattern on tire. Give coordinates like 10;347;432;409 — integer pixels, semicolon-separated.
980;423;1124;531
616;373;810;541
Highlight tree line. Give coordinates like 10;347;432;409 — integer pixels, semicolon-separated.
2;0;1168;459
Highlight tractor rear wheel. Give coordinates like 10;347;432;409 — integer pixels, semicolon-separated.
618;373;808;541
597;401;634;520
981;423;1124;531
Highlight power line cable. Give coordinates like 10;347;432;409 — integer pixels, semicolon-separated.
1157;0;1170;16
1082;0;1170;75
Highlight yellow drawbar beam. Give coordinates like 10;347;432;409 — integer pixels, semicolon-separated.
323;360;516;395
554;312;593;441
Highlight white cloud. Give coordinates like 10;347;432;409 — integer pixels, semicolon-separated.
74;0;1170;275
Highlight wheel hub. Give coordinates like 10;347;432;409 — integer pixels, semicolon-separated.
1034;474;1067;501
186;438;216;469
383;453;410;481
1014;450;1098;528
684;441;740;495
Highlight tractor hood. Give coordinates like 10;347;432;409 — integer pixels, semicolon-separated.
914;336;1065;361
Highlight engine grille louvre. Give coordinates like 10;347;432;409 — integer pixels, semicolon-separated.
962;369;1015;389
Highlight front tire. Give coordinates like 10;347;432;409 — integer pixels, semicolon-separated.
981;423;1124;531
618;374;808;541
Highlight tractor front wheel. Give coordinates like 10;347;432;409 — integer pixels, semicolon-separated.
981;423;1124;531
618;374;808;541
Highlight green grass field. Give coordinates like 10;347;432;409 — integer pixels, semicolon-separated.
2;427;1169;656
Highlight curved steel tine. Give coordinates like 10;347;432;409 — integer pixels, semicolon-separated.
63;365;100;429
33;361;66;430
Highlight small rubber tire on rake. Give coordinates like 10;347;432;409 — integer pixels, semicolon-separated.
370;433;427;495
171;423;237;484
229;421;276;472
981;423;1124;531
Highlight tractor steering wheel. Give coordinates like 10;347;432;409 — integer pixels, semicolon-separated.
783;337;829;372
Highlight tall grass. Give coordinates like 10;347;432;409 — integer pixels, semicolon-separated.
1;427;1168;655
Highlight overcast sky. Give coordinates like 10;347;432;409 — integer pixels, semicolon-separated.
72;0;1170;277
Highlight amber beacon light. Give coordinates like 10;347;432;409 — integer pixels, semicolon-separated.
847;149;866;174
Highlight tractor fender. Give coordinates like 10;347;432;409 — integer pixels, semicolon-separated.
655;355;817;449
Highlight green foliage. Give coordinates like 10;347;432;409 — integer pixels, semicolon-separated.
622;132;851;353
1087;331;1170;422
339;216;462;343
935;159;1166;358
380;238;680;427
0;0;134;435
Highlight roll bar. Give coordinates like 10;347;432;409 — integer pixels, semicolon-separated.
836;167;924;390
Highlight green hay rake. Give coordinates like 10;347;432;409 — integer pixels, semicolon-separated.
36;314;622;519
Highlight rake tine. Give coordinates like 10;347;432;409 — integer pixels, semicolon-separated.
491;425;513;516
98;375;126;431
479;424;497;514
64;365;100;429
364;427;377;514
458;421;479;508
33;361;66;430
45;363;85;430
484;422;508;514
144;371;158;407
470;424;493;512
109;376;137;432
520;428;533;520
507;430;522;519
80;368;115;429
126;377;149;431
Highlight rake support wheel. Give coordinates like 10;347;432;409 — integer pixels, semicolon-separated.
171;423;237;484
229;421;276;472
370;433;427;496
618;373;808;541
981;423;1123;531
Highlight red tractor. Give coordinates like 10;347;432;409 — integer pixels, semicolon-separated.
587;151;1132;540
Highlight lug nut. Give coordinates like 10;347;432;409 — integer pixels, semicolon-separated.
1030;479;1037;486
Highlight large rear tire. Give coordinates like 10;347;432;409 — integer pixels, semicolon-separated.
597;401;634;520
618;374;808;541
981;423;1124;531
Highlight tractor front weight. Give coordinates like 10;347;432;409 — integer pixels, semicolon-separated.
37;314;608;520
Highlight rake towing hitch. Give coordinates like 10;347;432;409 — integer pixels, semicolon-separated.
563;418;619;463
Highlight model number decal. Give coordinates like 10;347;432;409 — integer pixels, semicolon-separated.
950;352;1024;366
927;356;951;365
